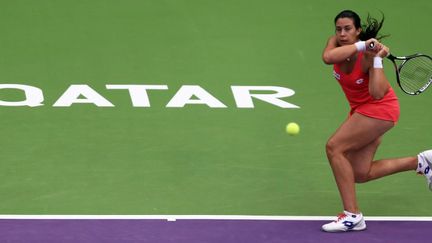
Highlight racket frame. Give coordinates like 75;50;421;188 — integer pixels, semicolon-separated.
387;53;432;95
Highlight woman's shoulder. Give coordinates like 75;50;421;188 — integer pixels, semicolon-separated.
325;35;338;47
360;52;373;72
362;51;374;61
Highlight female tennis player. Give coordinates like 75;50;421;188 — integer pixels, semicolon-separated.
321;10;432;232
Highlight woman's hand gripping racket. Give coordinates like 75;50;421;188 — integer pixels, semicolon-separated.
369;42;432;95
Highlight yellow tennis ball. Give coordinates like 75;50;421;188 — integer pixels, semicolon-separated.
286;122;300;135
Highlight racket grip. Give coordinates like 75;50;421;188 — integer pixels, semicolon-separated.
369;41;392;58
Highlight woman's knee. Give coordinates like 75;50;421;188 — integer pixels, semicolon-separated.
326;138;344;159
354;173;370;183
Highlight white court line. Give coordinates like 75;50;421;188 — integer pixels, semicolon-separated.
1;215;432;221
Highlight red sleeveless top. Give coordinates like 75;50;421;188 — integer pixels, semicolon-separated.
333;52;400;122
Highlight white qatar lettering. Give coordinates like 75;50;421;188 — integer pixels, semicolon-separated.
53;85;114;107
106;84;168;107
0;84;44;107
166;85;227;108
0;84;300;109
231;86;299;108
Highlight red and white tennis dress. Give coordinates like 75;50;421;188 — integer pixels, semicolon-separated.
333;52;400;123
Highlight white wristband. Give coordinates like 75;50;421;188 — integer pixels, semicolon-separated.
373;57;383;68
355;41;366;52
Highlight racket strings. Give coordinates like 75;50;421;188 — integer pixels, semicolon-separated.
399;56;432;93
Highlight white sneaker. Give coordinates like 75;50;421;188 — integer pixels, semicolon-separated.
418;150;432;190
322;211;367;232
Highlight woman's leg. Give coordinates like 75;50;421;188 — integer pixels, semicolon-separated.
348;143;417;183
325;113;394;213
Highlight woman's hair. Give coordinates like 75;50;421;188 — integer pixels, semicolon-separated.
334;10;389;41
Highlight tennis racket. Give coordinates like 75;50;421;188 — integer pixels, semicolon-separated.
369;42;432;95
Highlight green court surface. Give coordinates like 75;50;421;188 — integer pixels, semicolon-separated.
0;0;431;217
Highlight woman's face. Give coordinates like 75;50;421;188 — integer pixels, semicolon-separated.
335;17;361;46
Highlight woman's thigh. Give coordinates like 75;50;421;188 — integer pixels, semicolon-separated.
347;136;382;181
327;112;394;155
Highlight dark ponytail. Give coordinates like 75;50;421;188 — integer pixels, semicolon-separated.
359;13;389;41
334;10;389;41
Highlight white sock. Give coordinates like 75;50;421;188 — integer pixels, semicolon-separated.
344;210;362;218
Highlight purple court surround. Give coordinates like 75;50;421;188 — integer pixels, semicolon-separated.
0;218;430;243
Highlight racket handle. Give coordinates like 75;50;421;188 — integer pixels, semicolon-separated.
369;41;392;58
